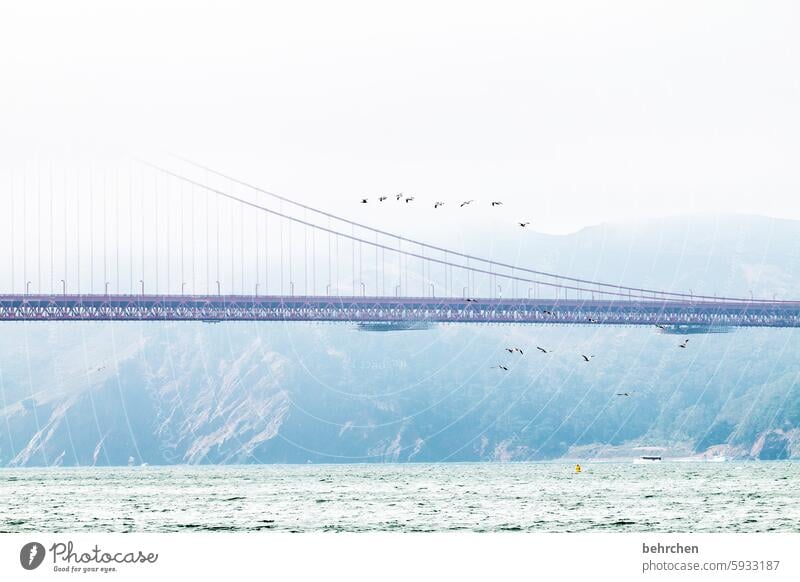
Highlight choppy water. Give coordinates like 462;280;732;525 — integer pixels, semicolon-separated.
1;462;798;532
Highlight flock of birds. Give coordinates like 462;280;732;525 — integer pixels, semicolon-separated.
361;191;691;396
360;194;531;228
489;327;691;397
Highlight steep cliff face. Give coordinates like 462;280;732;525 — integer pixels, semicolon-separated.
1;215;799;466
1;320;799;466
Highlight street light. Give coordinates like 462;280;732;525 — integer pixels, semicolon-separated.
429;283;435;298
60;279;66;295
182;282;187;295
139;280;145;295
216;281;221;296
105;282;110;296
26;281;32;295
360;282;366;297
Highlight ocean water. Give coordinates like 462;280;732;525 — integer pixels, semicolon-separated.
1;462;798;533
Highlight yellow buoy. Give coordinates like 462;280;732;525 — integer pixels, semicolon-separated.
575;463;582;473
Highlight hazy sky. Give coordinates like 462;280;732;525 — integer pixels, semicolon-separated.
2;0;799;234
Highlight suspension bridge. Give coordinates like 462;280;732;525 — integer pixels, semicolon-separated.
1;159;798;327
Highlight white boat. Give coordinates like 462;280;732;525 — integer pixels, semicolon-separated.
633;455;662;464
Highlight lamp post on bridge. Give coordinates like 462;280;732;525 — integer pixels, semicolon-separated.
395;285;401;297
26;281;32;295
60;279;66;296
182;282;187;296
326;284;331;296
105;282;110;296
216;281;221;296
255;283;259;297
290;282;295;296
497;284;502;298
429;283;435;298
139;280;145;296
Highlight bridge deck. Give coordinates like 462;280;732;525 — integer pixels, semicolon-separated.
1;295;800;327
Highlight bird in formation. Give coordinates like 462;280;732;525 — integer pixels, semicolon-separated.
679;338;689;349
359;194;530;230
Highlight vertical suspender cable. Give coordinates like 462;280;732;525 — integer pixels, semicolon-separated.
129;163;133;293
10;169;14;294
37;165;41;292
154;171;158;294
49;164;54;294
166;174;171;294
64;168;68;293
240;201;244;294
103;171;107;293
115;170;120;292
304;209;308;295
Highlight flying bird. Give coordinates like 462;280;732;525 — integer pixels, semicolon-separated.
505;347;515;354
679;338;689;349
536;346;549;354
360;198;368;204
588;317;599;323
434;201;445;208
492;364;510;371
379;196;388;202
581;354;595;362
395;193;403;201
460;200;474;207
518;222;531;228
542;310;554;316
465;298;478;303
616;392;634;397
405;196;415;203
491;201;503;206
655;324;667;330
514;347;524;355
